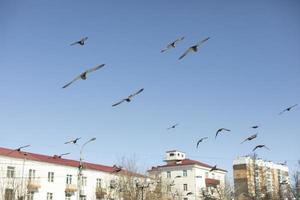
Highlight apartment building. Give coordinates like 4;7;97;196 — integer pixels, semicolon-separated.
233;155;290;200
148;150;227;200
0;146;143;200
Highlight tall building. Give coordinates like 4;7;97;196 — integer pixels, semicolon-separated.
148;150;227;200
0;146;143;200
233;155;290;200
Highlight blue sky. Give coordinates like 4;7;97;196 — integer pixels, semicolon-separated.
1;0;299;178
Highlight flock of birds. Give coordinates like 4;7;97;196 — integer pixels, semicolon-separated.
61;36;297;172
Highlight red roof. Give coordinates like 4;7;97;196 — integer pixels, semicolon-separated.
149;159;227;172
0;147;120;173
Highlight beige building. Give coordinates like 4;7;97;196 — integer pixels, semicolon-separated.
233;155;290;200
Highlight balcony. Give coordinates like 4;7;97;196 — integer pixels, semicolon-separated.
27;180;41;192
65;184;78;194
95;187;107;199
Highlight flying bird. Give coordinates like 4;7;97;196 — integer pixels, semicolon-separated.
112;165;122;173
241;134;258;144
70;37;88;46
167;123;179;130
215;128;231;139
62;64;105;88
251;125;259;129
196;137;208;148
15;145;31;152
178;37;210;60
252;145;270;152
112;88;144;107
57;153;70;158
64;137;81;144
279;104;298;115
209;165;217;172
161;36;185;53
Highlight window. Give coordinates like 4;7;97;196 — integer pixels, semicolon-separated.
183;170;187;177
65;193;71;200
169;153;174;156
66;174;72;184
7;166;15;178
167;171;171;178
82;176;87;186
183;184;188;191
27;192;34;200
5;188;13;200
96;178;102;188
48;172;54;182
47;192;53;200
28;169;36;180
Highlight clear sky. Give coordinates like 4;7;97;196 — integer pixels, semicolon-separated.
1;0;299;179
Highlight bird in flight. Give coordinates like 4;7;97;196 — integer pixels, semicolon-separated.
70;37;88;46
241;134;258;144
161;36;185;53
167;123;179;130
112;88;144;107
251;125;259;129
57;153;70;158
112;165;122;173
215;128;231;138
253;145;270;152
196;137;208;148
64;137;81;144
209;165;217;172
279;104;298;115
62;64;105;88
178;37;210;60
15;145;31;152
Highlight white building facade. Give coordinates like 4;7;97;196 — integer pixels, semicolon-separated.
148;150;227;200
0;147;138;200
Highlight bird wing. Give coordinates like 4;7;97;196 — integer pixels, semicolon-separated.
223;128;231;132
70;40;80;46
279;109;286;115
290;104;298;109
82;37;88;42
112;99;126;107
86;64;105;74
241;138;248;144
62;74;82;89
252;146;259;151
131;88;144;97
196;37;210;46
196;140;201;148
215;130;220;138
264;145;270;150
178;48;192;60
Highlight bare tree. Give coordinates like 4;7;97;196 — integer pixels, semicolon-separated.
291;160;300;200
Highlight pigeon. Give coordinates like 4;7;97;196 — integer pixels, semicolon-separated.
62;64;105;88
167;123;179;130
112;88;144;107
161;36;185;53
215;128;231;138
57;153;70;158
209;165;217;172
15;145;30;151
196;137;208;148
252;145;270;152
112;165;122;173
279;104;298;115
64;137;81;144
241;134;258;144
70;37;88;46
178;37;210;60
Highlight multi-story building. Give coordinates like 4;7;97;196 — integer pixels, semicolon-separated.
233;155;290;200
0;146;143;200
148;150;227;200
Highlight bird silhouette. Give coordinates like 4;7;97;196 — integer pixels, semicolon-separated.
15;145;30;152
178;37;210;60
167;123;179;130
251;125;259;129
279;104;298;115
215;128;231;138
112;88;144;107
70;37;88;46
241;134;258;144
252;145;270;152
161;36;185;53
62;64;105;88
57;153;70;158
196;137;208;148
209;165;217;172
64;137;81;144
186;192;193;196
112;165;122;173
